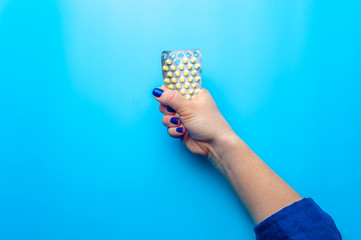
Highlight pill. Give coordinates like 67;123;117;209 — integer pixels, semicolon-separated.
161;50;202;101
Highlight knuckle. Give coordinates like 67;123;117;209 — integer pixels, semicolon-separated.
163;90;178;106
168;92;178;106
159;104;167;113
168;128;177;138
162;115;169;126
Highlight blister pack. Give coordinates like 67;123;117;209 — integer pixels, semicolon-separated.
161;49;202;100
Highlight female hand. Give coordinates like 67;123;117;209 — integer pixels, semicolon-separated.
152;86;236;169
153;86;304;225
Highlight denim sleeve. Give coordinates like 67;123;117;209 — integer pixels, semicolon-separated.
254;198;342;240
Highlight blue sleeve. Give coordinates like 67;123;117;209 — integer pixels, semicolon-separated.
254;198;342;240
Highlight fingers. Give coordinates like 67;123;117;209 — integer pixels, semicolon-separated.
159;104;177;115
168;125;185;138
152;86;188;139
152;86;189;113
160;110;184;138
162;115;181;127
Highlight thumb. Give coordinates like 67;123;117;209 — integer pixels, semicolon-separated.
152;86;189;113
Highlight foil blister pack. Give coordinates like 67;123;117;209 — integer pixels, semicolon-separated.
161;49;202;100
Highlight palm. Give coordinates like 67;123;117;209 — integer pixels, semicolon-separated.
181;132;210;156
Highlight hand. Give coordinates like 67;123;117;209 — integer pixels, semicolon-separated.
152;86;236;169
153;86;303;225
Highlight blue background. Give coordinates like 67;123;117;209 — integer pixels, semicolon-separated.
1;0;360;239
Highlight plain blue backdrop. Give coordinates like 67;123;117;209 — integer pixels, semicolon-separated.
0;0;360;239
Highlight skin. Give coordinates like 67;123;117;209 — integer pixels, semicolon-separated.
153;86;302;224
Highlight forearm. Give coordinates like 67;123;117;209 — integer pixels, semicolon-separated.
209;132;302;224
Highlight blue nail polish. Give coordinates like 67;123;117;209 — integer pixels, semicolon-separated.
152;88;163;98
170;117;179;125
176;127;184;133
167;106;175;112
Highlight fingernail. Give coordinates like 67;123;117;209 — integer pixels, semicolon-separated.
152;88;164;98
176;127;184;133
170;117;179;125
167;106;175;112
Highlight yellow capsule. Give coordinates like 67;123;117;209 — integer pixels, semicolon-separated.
164;78;170;84
191;70;196;76
175;71;181;77
190;58;196;63
183;58;188;64
176;84;181;89
184;83;189;89
195;76;201;82
187;65;192;70
185;96;190;100
168;84;174;90
195;89;200;94
163;66;169;71
166;59;172;65
180;77;185;83
179;65;184;71
195;64;200;69
192;83;197;88
188;89;194;95
171;65;176;71
181;90;186;95
167;72;173;77
184;71;189;77
172;78;177;83
188;77;193;82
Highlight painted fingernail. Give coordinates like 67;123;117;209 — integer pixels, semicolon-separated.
170;117;179;125
176;127;184;133
166;106;175;112
152;88;164;98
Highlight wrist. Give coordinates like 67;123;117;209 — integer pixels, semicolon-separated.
207;130;244;174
